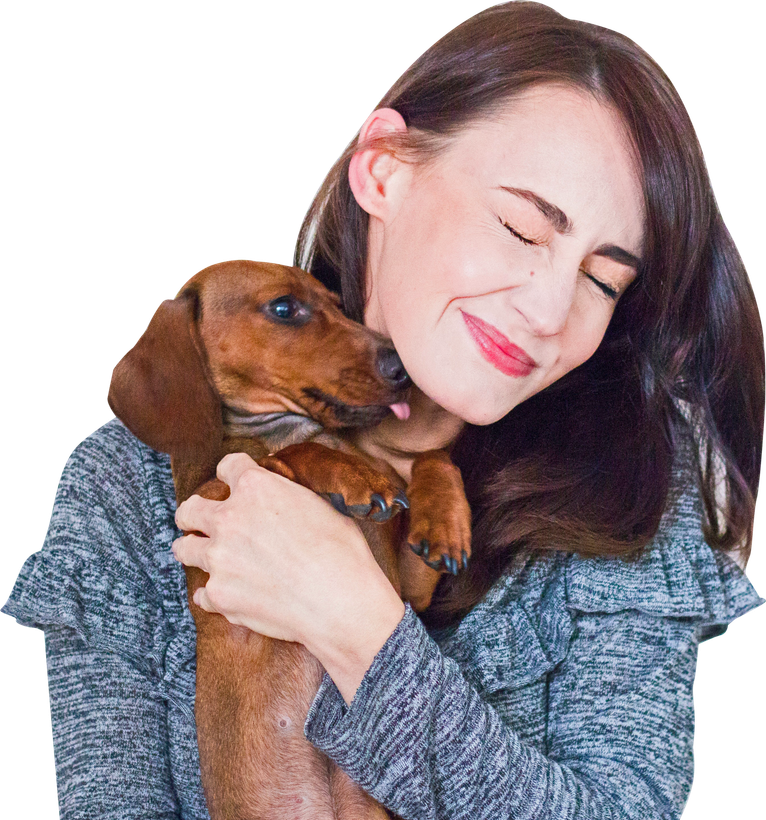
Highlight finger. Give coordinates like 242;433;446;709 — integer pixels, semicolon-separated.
216;451;261;487
172;532;212;572
175;493;218;535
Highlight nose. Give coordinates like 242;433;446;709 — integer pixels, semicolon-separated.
376;347;410;388
512;261;578;337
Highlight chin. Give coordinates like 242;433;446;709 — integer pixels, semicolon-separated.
460;406;510;426
463;385;531;425
431;384;512;426
407;359;520;426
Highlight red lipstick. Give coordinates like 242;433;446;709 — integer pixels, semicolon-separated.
460;310;537;377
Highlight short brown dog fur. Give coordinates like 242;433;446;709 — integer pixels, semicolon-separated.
108;260;471;820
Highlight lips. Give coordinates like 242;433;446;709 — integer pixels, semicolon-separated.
460;310;537;377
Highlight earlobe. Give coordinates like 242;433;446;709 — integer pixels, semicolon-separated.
348;108;409;220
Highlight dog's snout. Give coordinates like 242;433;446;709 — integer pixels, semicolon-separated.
376;347;409;388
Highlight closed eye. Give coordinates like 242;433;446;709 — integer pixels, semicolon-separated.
502;220;538;246
502;217;622;300
584;272;619;300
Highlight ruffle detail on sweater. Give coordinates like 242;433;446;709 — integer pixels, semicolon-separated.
1;419;199;714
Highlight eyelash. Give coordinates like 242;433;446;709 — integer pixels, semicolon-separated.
503;221;537;246
502;220;620;301
587;277;619;300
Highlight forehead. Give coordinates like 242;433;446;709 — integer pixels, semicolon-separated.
429;84;645;248
191;261;339;310
449;84;640;175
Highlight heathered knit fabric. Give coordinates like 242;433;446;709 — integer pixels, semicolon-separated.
3;418;762;820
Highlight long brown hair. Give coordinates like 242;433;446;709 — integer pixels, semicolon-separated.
295;1;764;626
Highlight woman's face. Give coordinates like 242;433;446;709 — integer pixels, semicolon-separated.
362;85;645;425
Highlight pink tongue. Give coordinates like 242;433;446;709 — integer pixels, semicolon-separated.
389;402;411;421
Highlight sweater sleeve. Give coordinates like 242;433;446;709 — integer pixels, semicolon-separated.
44;625;182;820
304;421;762;820
304;603;698;820
2;420;199;819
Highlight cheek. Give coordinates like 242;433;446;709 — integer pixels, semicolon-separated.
554;309;612;380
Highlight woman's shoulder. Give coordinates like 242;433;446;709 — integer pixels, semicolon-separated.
2;419;193;686
63;416;177;518
436;434;763;695
563;426;763;638
438;543;762;700
33;417;180;576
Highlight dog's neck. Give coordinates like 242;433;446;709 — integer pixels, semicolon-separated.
222;407;323;452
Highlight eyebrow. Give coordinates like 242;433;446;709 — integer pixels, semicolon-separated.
592;244;642;269
499;186;573;234
498;186;643;269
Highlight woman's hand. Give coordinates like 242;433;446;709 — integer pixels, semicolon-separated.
172;452;406;703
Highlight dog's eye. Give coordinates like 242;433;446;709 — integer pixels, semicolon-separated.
263;295;312;326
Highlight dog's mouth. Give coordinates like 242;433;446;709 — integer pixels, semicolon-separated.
301;388;409;428
388;402;411;421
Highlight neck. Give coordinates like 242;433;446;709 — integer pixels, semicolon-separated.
222;406;323;451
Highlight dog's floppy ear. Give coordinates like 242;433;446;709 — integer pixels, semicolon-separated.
108;290;223;459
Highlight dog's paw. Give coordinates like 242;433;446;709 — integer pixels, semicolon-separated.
405;454;471;575
321;484;408;522
407;514;471;575
259;442;408;522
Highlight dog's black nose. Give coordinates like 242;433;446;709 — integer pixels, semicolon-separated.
377;347;409;388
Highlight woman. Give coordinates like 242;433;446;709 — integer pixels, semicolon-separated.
2;2;763;818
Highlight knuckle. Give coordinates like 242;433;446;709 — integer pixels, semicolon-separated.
177;495;201;526
205;543;223;574
238;467;263;492
214;504;238;531
184;493;203;511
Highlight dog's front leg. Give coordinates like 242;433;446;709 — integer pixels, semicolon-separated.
398;449;472;611
259;441;408;522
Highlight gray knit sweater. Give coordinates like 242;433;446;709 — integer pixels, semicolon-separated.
2;419;762;820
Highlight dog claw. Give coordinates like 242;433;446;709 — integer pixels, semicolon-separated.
369;493;391;522
423;545;444;571
326;490;407;522
325;493;349;516
419;550;463;574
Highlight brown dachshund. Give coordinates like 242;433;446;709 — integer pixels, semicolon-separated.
108;260;471;820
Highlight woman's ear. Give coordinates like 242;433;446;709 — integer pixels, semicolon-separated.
348;108;409;220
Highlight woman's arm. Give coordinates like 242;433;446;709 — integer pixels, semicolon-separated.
174;452;701;820
304;604;698;820
173;452;407;701
3;421;198;819
44;626;182;820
